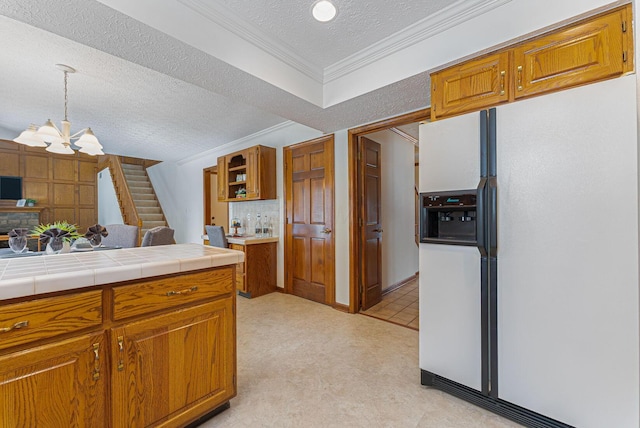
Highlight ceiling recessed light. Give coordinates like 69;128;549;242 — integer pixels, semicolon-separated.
312;0;337;22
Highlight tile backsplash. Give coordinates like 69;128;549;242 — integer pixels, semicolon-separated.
229;200;280;236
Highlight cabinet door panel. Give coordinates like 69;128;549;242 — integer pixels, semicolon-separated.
431;52;509;120
111;299;235;427
0;333;106;427
245;147;260;199
217;156;227;201
514;8;627;99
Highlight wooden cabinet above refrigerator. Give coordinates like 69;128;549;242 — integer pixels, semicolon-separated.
430;4;633;120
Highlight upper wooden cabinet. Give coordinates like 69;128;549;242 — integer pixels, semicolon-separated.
513;6;630;99
431;5;632;120
217;145;276;202
431;52;510;120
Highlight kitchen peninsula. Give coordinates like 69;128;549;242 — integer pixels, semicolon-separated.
0;243;242;427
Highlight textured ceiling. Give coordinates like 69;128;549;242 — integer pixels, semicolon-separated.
208;0;452;68
0;0;462;162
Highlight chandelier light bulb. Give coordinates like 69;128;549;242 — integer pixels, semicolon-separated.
312;0;337;22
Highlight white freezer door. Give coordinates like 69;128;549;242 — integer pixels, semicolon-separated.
419;111;482;391
496;75;639;428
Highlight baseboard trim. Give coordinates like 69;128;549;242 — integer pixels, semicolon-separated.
184;401;231;428
382;273;418;296
332;302;350;312
421;371;574;428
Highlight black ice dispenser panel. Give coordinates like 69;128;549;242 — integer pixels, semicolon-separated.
420;190;477;245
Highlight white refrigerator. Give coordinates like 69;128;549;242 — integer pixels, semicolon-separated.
419;74;639;428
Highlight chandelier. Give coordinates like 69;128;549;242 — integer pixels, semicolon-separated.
13;64;104;156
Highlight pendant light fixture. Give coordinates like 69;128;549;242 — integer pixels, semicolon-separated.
13;64;104;156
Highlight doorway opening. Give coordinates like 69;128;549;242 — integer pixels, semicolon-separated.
203;165;229;242
348;108;430;327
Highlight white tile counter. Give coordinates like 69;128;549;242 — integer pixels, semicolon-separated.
226;236;279;245
0;243;244;300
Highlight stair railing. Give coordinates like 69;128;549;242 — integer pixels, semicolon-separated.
106;155;143;245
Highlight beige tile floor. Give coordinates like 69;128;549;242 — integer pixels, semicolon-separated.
361;279;419;330
200;292;521;427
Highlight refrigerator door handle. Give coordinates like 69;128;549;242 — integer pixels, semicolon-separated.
476;177;487;257
488;177;498;256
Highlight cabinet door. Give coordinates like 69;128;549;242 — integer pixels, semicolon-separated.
513;6;630;99
217;156;227;201
431;52;509;120
0;333;106;427
111;299;236;428
245;147;260;199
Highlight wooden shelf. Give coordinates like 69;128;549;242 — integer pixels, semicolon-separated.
228;165;246;172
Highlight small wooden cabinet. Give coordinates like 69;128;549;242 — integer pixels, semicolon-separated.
217;145;276;202
229;241;277;298
0;267;236;428
431;4;632;120
431;52;510;120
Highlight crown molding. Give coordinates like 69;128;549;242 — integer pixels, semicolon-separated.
178;0;324;83
176;121;298;165
324;0;512;83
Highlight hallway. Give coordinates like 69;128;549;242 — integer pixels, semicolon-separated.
201;292;520;427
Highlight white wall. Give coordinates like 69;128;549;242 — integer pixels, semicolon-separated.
365;130;419;290
0;125;15;140
97;168;124;225
147;121;323;290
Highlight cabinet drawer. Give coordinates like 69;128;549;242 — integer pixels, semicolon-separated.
229;244;244;252
0;290;102;351
112;268;234;320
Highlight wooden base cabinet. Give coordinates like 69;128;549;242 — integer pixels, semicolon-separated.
111;299;235;428
0;267;236;428
0;333;107;427
229;241;277;298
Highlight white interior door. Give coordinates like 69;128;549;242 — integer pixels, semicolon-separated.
419;112;482;390
496;75;639;427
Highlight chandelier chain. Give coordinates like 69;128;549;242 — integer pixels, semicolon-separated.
63;70;68;122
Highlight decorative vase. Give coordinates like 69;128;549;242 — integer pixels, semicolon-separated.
8;236;27;254
88;234;102;247
46;238;64;254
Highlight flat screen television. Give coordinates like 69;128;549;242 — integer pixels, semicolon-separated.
0;176;23;200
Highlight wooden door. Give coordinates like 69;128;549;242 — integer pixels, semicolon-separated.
284;135;335;305
359;137;383;310
111;299;235;427
0;333;106;427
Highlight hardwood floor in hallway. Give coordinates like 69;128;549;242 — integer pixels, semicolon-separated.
200;292;521;427
361;279;419;330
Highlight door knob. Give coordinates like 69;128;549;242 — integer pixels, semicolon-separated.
373;228;384;233
321;228;332;234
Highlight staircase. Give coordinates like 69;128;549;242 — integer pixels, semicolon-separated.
120;163;168;238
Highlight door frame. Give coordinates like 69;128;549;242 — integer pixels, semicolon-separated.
347;108;430;313
203;165;228;241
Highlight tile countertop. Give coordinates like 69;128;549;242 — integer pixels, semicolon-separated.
201;235;279;245
0;243;244;301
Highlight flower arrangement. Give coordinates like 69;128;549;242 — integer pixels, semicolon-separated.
32;221;82;243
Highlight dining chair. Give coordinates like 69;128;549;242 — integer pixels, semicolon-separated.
205;225;228;248
101;224;139;248
141;226;175;247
